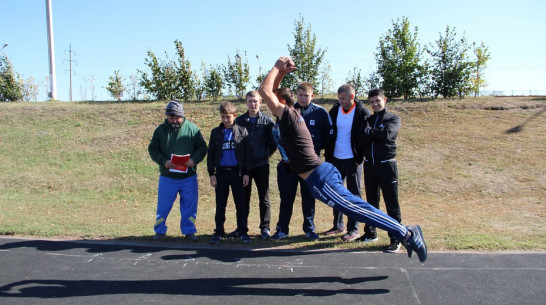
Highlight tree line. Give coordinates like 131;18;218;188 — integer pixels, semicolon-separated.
1;16;490;102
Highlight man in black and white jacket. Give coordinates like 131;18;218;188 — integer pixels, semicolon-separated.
324;84;371;241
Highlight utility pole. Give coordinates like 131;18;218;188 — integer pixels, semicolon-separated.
256;55;262;77
64;44;76;101
46;0;57;100
69;44;73;101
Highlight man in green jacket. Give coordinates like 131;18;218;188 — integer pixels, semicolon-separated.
148;100;208;241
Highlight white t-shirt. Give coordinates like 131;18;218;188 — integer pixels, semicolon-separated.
333;105;355;159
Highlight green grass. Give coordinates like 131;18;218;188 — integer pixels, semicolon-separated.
0;97;545;251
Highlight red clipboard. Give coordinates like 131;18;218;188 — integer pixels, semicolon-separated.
170;154;190;173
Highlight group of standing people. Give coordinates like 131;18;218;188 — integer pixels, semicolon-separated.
147;56;427;262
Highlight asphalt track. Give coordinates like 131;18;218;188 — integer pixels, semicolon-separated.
0;237;544;305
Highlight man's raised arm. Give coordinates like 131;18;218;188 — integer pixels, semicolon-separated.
258;56;296;118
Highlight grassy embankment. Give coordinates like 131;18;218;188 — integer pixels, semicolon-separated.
0;96;544;251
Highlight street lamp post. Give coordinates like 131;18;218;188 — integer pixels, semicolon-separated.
46;0;57;100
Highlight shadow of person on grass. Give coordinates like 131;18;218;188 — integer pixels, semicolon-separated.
506;107;545;134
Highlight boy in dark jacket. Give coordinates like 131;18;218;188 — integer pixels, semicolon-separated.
207;101;252;244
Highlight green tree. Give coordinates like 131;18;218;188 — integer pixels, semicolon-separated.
139;40;195;101
223;49;250;99
106;70;125;101
364;69;381;96
376;17;422;99
318;61;333;100
139;50;173;100
20;76;40;102
416;61;433;98
126;73;141;101
283;15;327;89
0;53;22;102
204;64;223;101
194;62;206;102
346;67;366;98
174;40;195;102
426;26;473;98
470;42;491;97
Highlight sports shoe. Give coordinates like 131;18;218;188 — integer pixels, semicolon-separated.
358;232;378;243
226;229;241;239
386;240;401;252
152;233;166;241
240;233;251;244
186;233;198;241
260;229;271;240
342;231;361;241
403;225;427;263
271;230;289;240
324;227;343;235
305;231;319;240
210;233;223;245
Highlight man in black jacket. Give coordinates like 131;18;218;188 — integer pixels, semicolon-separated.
271;82;333;241
207;101;252;244
358;88;403;252
324;84;371;241
235;91;277;239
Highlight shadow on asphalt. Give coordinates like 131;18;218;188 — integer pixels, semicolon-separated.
0;238;381;263
0;276;389;298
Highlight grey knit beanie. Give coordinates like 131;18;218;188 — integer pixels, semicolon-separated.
165;100;184;117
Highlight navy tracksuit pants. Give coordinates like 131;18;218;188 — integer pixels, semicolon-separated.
305;162;408;241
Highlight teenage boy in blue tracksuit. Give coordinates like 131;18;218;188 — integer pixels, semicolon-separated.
207;101;252;245
258;56;427;263
148;100;208;241
271;82;333;240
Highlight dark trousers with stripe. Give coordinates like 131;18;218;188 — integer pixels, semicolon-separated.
305;162;407;241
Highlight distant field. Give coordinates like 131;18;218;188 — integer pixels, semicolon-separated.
0;96;544;251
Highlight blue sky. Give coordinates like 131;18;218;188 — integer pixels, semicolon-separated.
1;0;545;101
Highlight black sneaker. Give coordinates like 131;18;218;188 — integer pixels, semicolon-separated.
305;231;319;240
386;240;401;252
271;230;289;240
342;230;361;241
152;233;166;241
358;232;378;243
210;233;223;245
324;227;344;235
226;229;241;239
240;233;251;244
186;233;198;242
403;225;427;262
260;229;271;240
